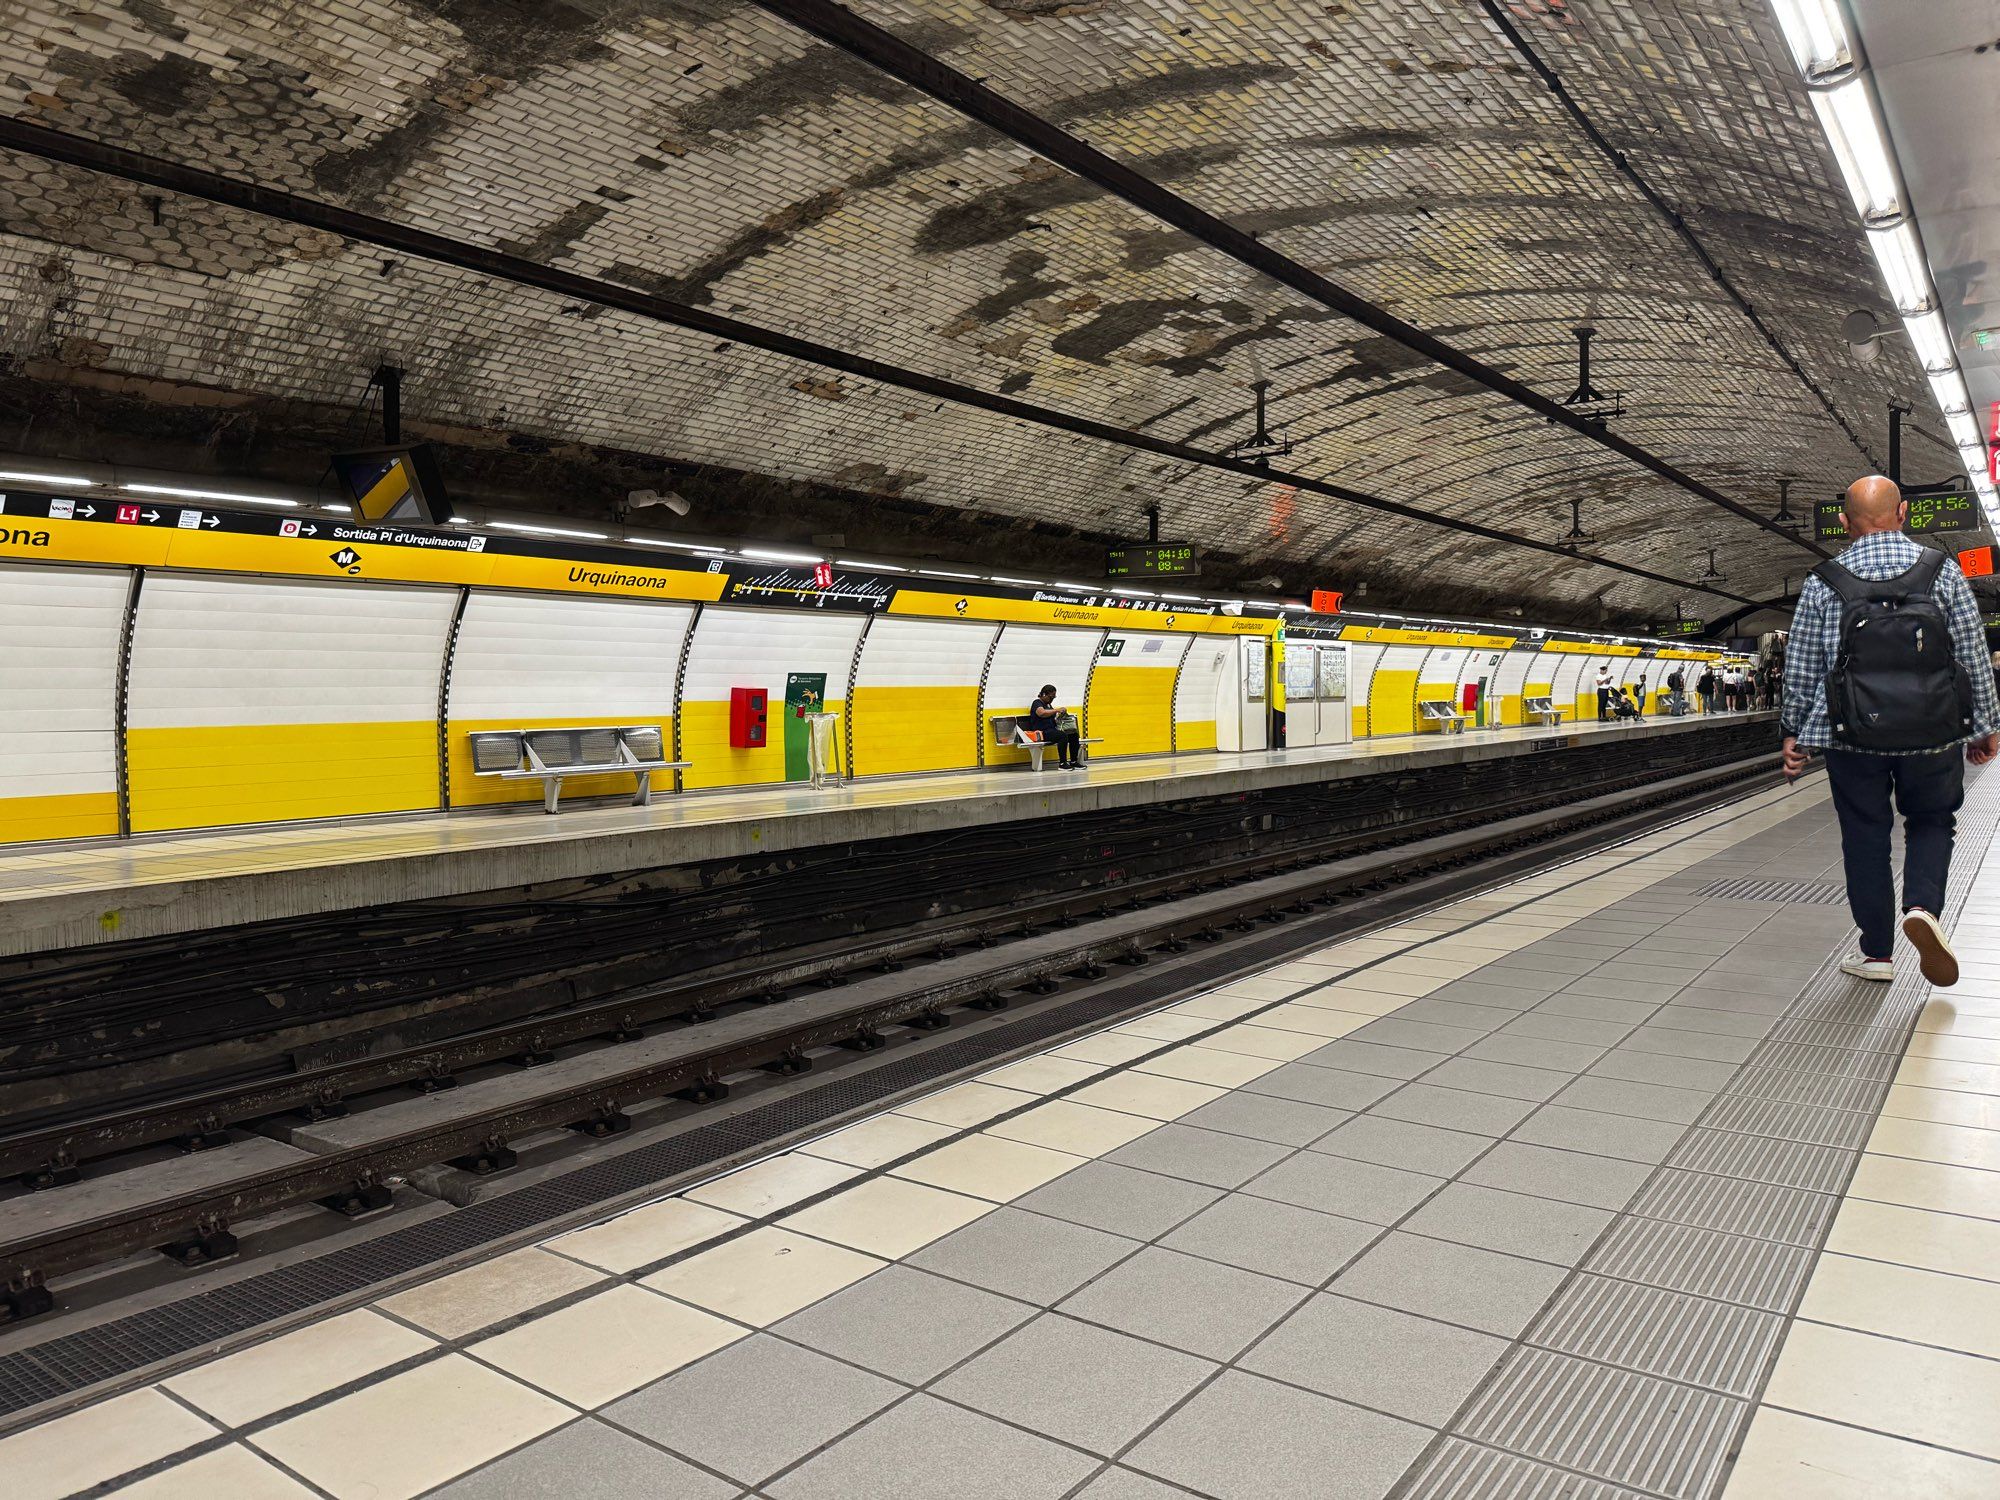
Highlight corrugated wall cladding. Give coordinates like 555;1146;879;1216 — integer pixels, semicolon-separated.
1344;641;1385;738
1490;648;1535;725
123;574;458;832
0;564;126;842
678;606;865;789
1087;631;1189;757
445;592;696;807
1173;637;1232;753
850;616;998;776
983;623;1101;766
1366;644;1430;736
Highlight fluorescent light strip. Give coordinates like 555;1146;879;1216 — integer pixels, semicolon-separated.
1768;0;1852;74
986;575;1040;586
739;547;822;564
1159;592;1203;601
0;469;93;487
122;483;297;508
1929;367;1971;415
837;559;906;571
1866;223;1933;315
1812;80;1902;221
928;569;980;580
490;520;608;540
1904;310;1956;372
1946;410;1982;449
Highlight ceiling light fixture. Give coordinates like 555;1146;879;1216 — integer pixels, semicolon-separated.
123;483;297;508
0;468;93;487
738;547;822;564
490;520;608;540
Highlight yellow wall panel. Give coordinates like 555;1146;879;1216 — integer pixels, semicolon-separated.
1352;705;1370;738
1086;665;1175;756
127;722;438;832
0;791;118;843
447;715;677;806
1368;670;1418;735
679;698;849;790
851;684;979;775
1177;719;1217;752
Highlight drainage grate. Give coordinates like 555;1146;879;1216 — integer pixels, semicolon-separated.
1691;877;1847;906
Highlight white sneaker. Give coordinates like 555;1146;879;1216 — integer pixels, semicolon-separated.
1901;909;1960;988
1840;954;1894;982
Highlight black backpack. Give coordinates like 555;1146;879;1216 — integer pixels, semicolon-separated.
1816;551;1973;752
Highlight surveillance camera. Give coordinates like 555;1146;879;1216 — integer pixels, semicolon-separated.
626;488;691;516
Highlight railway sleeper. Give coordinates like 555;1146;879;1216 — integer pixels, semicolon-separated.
318;1178;395;1218
158;1219;238;1269
449;1137;518;1176
567;1106;632;1139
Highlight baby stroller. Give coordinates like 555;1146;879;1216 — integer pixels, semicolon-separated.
1609;688;1643;721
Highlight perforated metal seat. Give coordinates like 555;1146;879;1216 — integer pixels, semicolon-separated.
471;724;688;813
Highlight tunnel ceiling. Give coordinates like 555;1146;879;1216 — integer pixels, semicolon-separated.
0;0;1950;623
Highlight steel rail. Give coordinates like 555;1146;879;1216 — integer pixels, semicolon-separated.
0;115;1762;608
750;0;1831;562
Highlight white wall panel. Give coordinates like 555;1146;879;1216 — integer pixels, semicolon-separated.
1173;637;1231;751
851;616;998;775
1549;652;1589;708
982;623;1098;715
0;564;126;804
679;606;865;705
853;616;999;688
448;592;694;720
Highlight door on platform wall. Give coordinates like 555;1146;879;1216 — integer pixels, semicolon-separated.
1222;636;1270;751
1282;642;1353;747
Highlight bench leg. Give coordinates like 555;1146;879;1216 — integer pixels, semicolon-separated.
543;776;563;814
1027;743;1045;771
633;770;652;807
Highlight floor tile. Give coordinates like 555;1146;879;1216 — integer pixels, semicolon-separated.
1845;1153;2000;1220
1300;1039;1440;1079
1500;1011;1637;1047
907;1206;1141;1304
1014;1160;1222;1239
1723;1406;2000;1500
1365;1083;1536;1136
1588;1048;1738;1092
893;1081;1038;1129
1240;1062;1399;1111
603;1335;899;1485
164;1308;432;1427
1240;1292;1508;1425
1551;1075;1712;1124
1242;1150;1442;1225
985;1099;1163;1156
1190;1025;1328;1062
377;1248;607;1341
472;1283;744;1408
1506;1104;1688;1163
891;1132;1086;1202
685;1153;862;1218
773;1263;1035;1382
1864;1115;2000;1173
643;1226;884;1325
1073;1466;1198;1499
1057;1246;1306;1360
1312;1114;1490;1176
1132;1046;1281;1088
1763;1320;2000;1459
1346;1016;1488;1053
1460;1141;1653;1211
767;1394;1096;1500
1070;1072;1229;1121
935;1313;1215;1455
432;1418;739;1499
1331;1231;1566;1337
1797;1253;2000;1359
973;1053;1109;1096
1124;1369;1431;1500
1419;1056;1575;1102
250;1354;569;1500
779;1176;992;1259
1249;1002;1373;1040
1116;1012;1221;1043
1823;1198;2000;1281
1105;1122;1291;1188
1169;991;1280;1023
547;1199;746;1275
1880;1082;2000;1131
1400;1182;1614;1266
1161;1192;1378;1285
795;1113;960;1170
1;1388;217;1500
1462;1032;1606;1072
106;1444;319;1500
1056;1033;1166;1067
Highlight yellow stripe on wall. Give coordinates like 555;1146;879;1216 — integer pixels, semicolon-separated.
446;716;676;806
851;684;979;776
1176;718;1217;752
1352;705;1370;738
0;791;118;844
1086;665;1175;756
1368;670;1419;735
678;698;847;789
126;722;439;832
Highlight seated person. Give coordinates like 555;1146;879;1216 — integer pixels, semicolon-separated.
1022;684;1082;769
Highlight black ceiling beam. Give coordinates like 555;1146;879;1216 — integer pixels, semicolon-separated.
0;116;1759;607
750;0;1829;564
1474;0;1882;475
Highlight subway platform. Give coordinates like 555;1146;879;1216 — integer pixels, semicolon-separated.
4;760;1995;1499
0;712;1764;958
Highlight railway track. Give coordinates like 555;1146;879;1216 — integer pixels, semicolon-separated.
0;736;1781;1327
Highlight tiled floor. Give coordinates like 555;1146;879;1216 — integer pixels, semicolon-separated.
7;762;1995;1500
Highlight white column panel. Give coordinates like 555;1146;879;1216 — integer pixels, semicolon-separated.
678;605;867;788
1173;637;1231;752
850;616;998;775
0;563;127;842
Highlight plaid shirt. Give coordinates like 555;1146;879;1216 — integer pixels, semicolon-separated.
1780;530;1999;752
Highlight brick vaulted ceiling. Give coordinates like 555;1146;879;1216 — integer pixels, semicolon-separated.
0;0;1951;622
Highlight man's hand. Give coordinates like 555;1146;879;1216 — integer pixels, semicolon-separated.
1968;734;1999;767
1781;736;1810;780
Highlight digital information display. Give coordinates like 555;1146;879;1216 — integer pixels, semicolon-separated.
1815;491;1980;542
1106;542;1200;578
1651;619;1706;637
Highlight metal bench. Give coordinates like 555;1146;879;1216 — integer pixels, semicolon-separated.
470;725;689;814
1417;700;1469;734
989;714;1103;770
1522;695;1563;728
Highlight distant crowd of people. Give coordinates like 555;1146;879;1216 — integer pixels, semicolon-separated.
1594;661;1778;720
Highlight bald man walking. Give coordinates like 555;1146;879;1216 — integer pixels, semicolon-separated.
1781;476;1999;986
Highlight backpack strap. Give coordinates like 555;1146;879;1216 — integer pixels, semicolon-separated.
1813;549;1946;605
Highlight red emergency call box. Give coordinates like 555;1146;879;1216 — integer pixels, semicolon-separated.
729;686;769;748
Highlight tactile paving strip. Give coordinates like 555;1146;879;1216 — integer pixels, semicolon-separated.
1690;877;1847;906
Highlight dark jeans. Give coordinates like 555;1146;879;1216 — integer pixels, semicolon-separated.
1046;727;1081;765
1823;747;1965;960
1596;689;1612;720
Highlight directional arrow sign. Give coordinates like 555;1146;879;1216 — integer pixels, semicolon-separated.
75;505;95;517
202;514;220;528
301;525;318;536
141;509;161;523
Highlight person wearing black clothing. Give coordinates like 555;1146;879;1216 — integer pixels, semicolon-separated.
1023;684;1081;769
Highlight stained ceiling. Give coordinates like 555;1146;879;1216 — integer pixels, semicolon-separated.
0;0;1961;623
